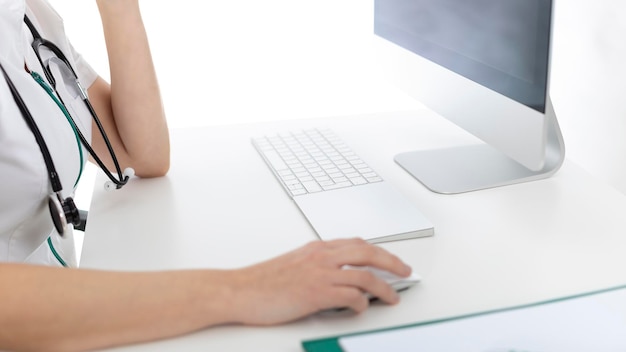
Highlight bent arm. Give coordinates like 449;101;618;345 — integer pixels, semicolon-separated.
88;0;169;178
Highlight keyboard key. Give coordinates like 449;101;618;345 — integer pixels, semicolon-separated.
318;180;335;187
349;176;368;185
331;176;349;183
315;175;331;182
282;174;296;181
295;171;310;178
288;184;304;191
362;172;378;178
299;175;314;182
322;181;352;191
302;180;322;193
291;188;307;196
284;178;301;187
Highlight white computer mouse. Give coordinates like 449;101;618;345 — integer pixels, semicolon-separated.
321;266;421;313
342;265;422;298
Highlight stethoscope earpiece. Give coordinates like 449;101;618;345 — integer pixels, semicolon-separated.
104;181;115;191
123;167;135;178
48;193;80;237
104;167;135;191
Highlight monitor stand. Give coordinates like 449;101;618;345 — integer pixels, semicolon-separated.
395;98;565;194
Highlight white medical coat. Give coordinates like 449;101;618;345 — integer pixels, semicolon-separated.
0;0;98;266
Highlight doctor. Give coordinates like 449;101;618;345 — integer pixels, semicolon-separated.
0;0;412;351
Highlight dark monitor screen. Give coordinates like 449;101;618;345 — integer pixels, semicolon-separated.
374;0;552;113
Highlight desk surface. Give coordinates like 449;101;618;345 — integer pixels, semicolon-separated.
81;111;626;351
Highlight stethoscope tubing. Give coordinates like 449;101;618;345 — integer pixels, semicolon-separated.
1;61;80;240
24;15;129;189
0;16;135;240
0;63;64;193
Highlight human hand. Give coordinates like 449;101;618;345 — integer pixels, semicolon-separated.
227;238;412;325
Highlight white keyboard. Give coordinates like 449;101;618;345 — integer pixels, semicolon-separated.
252;129;383;197
252;128;435;243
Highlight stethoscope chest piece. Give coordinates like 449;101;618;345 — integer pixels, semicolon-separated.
48;193;80;236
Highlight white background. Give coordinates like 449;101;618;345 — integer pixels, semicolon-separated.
46;0;626;204
48;0;421;127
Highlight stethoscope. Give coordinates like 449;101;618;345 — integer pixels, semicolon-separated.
0;16;134;237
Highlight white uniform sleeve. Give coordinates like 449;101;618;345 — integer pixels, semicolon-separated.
68;41;99;90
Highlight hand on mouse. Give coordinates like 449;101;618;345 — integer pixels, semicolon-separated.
225;238;412;325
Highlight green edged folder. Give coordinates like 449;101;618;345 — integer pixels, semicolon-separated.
302;284;626;352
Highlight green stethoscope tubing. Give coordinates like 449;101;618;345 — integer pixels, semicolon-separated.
32;71;84;268
47;237;68;267
31;71;84;187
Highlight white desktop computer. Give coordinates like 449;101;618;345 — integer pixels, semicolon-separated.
374;0;565;194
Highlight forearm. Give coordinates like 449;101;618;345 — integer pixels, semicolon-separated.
0;239;412;350
95;0;169;177
0;264;234;352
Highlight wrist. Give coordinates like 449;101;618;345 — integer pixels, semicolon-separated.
195;269;242;326
216;267;260;325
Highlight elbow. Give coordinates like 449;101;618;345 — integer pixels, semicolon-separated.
149;158;170;177
131;141;170;178
135;152;170;178
153;144;171;176
134;131;171;178
156;160;170;177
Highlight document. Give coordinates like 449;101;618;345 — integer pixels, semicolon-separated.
339;287;626;352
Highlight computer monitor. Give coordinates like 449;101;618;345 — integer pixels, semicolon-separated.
374;0;565;194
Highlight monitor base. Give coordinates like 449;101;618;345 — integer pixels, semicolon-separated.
395;99;565;194
395;144;559;194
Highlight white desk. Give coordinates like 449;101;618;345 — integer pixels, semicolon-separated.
81;111;626;351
